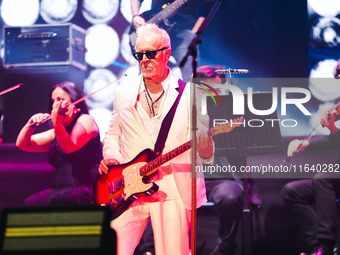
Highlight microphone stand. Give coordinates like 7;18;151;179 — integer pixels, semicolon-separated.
179;1;222;254
218;68;255;255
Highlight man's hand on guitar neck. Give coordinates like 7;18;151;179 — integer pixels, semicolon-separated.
197;129;214;160
131;0;146;29
132;15;146;30
99;158;120;175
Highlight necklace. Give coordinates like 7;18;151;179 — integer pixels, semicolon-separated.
143;78;164;116
144;91;155;116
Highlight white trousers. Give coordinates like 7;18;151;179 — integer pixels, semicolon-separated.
110;197;191;255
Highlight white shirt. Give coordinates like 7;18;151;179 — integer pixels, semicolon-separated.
136;73;180;200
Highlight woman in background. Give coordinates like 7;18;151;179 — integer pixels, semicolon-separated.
16;81;102;206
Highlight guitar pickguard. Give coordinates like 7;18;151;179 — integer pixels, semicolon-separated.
122;162;154;199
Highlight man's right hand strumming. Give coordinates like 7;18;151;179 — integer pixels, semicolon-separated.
132;15;146;29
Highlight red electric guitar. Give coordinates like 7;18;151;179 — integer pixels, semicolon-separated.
93;119;243;220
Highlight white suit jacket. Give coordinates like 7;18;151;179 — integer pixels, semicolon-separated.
103;72;210;209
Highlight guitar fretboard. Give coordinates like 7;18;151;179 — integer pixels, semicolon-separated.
148;0;188;25
139;140;191;176
138;119;239;177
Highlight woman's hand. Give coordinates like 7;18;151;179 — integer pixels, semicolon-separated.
287;139;309;157
26;113;51;128
51;101;77;127
320;109;338;134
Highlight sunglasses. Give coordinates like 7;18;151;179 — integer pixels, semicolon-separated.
133;47;168;61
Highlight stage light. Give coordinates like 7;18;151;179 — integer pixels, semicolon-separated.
89;107;114;142
310;16;340;48
170;65;183;79
0;47;4;61
40;0;78;24
84;68;117;109
118;64;141;89
120;0;133;22
121;27;137;64
308;0;340;17
168;56;183;80
85;24;120;68
309;59;340;102
1;0;39;26
82;0;119;24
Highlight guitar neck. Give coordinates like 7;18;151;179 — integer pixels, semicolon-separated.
139;126;218;177
147;0;188;25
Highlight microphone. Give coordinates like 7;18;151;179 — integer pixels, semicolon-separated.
215;68;250;74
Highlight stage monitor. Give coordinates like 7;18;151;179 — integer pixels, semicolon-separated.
0;206;116;255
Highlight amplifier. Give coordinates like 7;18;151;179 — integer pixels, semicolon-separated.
3;23;87;71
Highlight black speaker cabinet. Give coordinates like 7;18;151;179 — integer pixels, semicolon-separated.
3;23;87;71
2;66;85;143
0;206;116;255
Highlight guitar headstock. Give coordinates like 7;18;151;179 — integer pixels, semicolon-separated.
212;117;244;135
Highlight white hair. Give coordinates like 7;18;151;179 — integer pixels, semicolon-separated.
136;23;171;48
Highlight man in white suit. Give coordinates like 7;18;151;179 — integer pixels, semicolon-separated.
99;24;214;255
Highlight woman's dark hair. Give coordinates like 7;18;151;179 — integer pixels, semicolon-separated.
48;81;89;114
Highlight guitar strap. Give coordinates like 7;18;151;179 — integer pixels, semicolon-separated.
153;79;187;159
